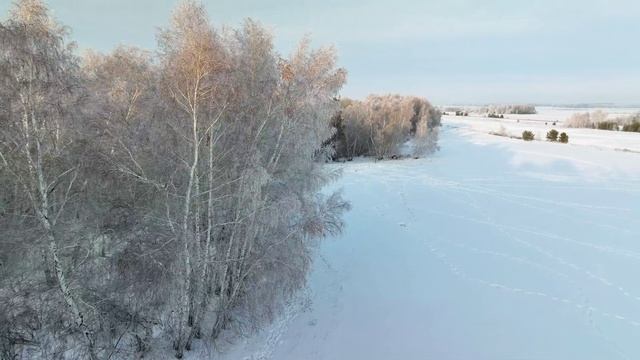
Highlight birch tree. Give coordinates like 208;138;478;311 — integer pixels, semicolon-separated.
207;25;349;338
1;1;350;358
332;95;441;159
0;0;97;358
157;1;229;356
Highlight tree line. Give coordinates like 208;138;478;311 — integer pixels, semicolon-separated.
327;95;441;160
478;104;537;115
0;0;351;358
566;110;640;132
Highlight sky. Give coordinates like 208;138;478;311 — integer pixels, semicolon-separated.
2;0;639;105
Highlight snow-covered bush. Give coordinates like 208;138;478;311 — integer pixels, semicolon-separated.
597;121;619;130
622;121;640;132
619;114;640;132
559;132;569;143
546;129;559;141
522;131;535;141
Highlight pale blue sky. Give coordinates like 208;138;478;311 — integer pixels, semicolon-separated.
2;0;639;104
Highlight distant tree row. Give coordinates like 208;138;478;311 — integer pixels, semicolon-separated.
565;110;609;128
0;1;350;359
328;95;441;160
565;111;640;132
479;104;537;115
442;107;468;116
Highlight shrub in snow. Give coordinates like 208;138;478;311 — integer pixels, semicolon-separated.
596;121;618;131
622;121;640;132
559;132;569;143
522;131;535;141
546;129;559;142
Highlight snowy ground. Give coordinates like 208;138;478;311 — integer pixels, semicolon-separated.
446;105;640;123
454;109;640;154
221;110;640;360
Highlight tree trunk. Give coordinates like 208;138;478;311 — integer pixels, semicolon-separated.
27;108;98;359
37;212;98;360
42;248;57;286
188;126;217;347
175;105;200;358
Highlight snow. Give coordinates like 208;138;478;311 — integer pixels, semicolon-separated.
452;111;640;154
501;106;640;123
220;108;640;360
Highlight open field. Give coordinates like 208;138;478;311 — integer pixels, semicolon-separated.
4;1;640;358
452;107;640;153
218;110;640;360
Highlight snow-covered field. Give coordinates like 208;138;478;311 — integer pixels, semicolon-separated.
456;107;640;154
447;105;640;123
498;106;640;123
220;109;640;360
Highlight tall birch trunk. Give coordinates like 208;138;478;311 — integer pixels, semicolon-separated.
187;125;216;347
25;109;98;359
175;104;200;358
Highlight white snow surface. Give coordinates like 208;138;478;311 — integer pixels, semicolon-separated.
216;110;640;360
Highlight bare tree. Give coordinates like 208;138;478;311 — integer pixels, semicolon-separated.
1;1;350;359
331;95;441;159
0;0;97;358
